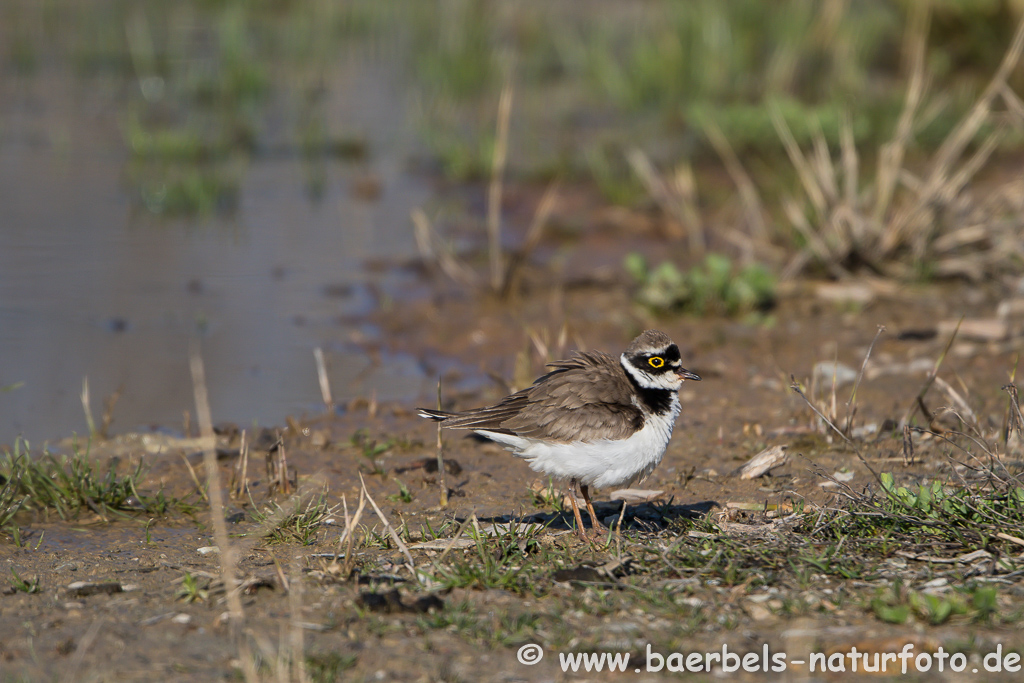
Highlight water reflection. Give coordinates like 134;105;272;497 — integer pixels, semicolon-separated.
0;59;432;443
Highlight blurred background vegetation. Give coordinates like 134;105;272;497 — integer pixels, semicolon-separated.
3;0;1023;281
5;0;1022;195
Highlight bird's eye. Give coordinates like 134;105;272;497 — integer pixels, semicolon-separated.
649;357;665;368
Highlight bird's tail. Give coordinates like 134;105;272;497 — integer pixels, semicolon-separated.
418;408;456;421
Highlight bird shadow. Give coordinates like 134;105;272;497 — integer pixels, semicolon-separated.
477;498;719;535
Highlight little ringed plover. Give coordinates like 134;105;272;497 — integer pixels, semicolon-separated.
420;329;700;540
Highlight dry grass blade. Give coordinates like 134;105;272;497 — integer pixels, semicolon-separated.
791;375;887;490
66;617;103;678
180;453;208;502
411;209;478;286
933;376;978;429
359;473;414;568
899;316;962;428
499;179;560;298
702;119;768;242
81;377;96;439
340;488;367;577
434;512;478;566
288;561;307;683
790;375;851;445
769;101;826;218
839;111;859;210
626;148;694;243
843;325;885;434
874;0;929;225
810;119;837;203
924;11;1024;194
313;347;333;411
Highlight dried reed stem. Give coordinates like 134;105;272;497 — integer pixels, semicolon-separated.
189;342;257;682
488;82;514;291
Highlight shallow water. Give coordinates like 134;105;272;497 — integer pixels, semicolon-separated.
0;54;433;444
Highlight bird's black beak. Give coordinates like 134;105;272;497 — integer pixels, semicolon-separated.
677;369;701;382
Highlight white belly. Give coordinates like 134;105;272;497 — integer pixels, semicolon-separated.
476;399;679;489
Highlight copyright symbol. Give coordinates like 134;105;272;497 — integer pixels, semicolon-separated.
517;643;544;665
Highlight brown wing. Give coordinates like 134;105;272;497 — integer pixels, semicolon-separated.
436;351;643;443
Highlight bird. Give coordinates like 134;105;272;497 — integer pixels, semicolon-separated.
419;329;701;540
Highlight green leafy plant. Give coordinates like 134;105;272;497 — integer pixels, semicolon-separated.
388;478;413;504
175;572;209;604
625;252;775;316
351;430;393;476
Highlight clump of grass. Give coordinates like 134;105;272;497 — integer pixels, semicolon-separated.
0;471;27;540
305;652;358;682
625;252;775;317
8;568;40;595
0;438;191;525
252;488;337;545
758;5;1024;282
433;519;545;594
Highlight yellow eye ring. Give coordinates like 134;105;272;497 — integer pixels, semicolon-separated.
649;357;664;368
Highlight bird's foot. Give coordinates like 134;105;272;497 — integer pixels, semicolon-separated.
575;523;608;543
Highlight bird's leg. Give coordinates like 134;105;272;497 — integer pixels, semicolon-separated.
566;478;589;540
580;484;607;537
